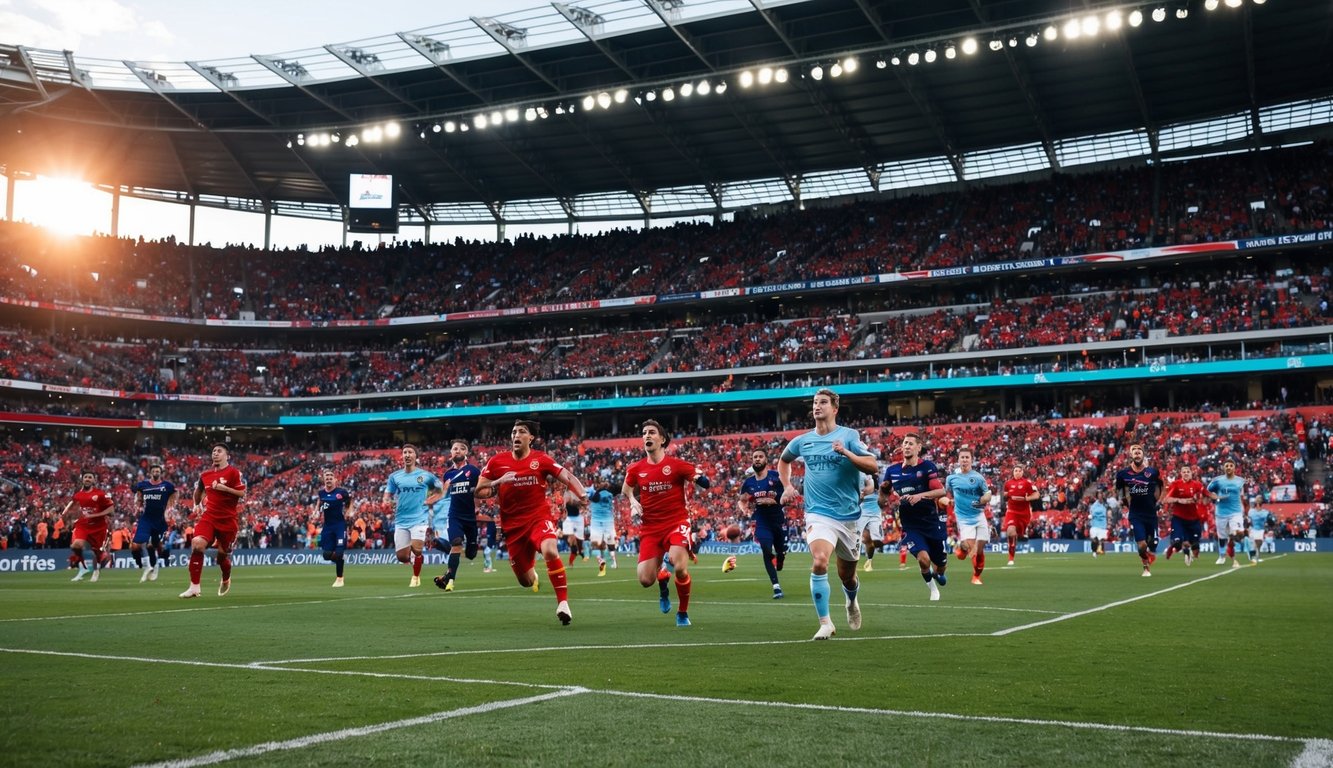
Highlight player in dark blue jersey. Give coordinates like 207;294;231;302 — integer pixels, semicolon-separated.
433;439;490;592
879;432;949;601
738;448;787;599
132;463;176;582
314;469;352;587
1113;443;1165;577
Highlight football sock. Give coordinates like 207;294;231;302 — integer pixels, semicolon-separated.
483;547;494;569
218;554;232;582
147;547;158;567
761;544;779;585
1226;540;1235;559
157;546;169;567
592;548;602;562
675;573;691;613
1138;544;1150;565
921;568;933;583
974;550;986;577
68;551;83;570
810;572;830;620
412;553;423;577
657;568;670;598
334;554;345;578
188;551;204;584
842;577;859;605
866;548;875;562
899;548;908;566
446;552;460;581
568;549;576;566
1008;537;1017;560
132;549;144;568
544;556;569;602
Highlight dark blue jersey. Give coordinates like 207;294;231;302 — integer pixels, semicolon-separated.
740;470;785;519
317;488;351;527
1114;466;1162;517
883;460;946;538
134;480;175;524
442;463;481;522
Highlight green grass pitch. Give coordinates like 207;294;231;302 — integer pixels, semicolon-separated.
1;552;1330;767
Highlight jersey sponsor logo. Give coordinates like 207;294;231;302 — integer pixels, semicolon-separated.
529;460;540;470
662;465;672;476
638;472;649;478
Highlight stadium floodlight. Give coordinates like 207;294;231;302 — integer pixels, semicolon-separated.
444;121;457;133
432;123;442;133
662;86;675;101
1082;15;1100;35
331;132;341;143
740;70;755;87
715;80;727;93
923;49;937;63
537;106;549;118
1008;37;1018;47
596;91;611;109
490;110;504;125
1044;24;1059;40
843;57;858;73
891;55;901;66
774;67;788;83
1205;0;1220;8
1224;0;1242;6
699;79;713;95
285;139;293;148
644;90;657;101
346;134;360;146
961;37;979;55
385;122;401;138
505;107;520;122
1064;19;1082;38
474;114;488;129
1106;9;1123;30
1025;34;1038;46
810;64;824;80
680;82;694;97
907;52;919;65
1152;7;1166;22
614;88;628;103
1128;9;1144;25
582;94;596;110
1252;0;1265;5
945;45;957;58
757;67;773;85
988;39;1003;51
829;62;843;78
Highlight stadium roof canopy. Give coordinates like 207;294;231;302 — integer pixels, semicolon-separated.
0;0;1330;226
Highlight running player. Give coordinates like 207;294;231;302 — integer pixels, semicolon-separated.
945;447;992;585
479;511;499;573
1002;464;1039;567
433;439;484;592
382;444;445;588
1163;465;1206;565
1114;443;1164;577
313;469;351;587
857;472;885;573
881;432;949;601
477;419;589;625
1206;459;1248;570
1246;497;1271;564
738;448;787;599
561;484;587;566
1087;489;1109;557
131;463;176;582
587;477;618;576
179;444;247;598
624;419;710;627
63;471;114;583
779;389;878;640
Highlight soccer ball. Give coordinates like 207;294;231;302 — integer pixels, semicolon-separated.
725;524;742;542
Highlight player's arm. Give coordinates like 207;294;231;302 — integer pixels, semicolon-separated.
192;480;205;513
777;451;799;505
210;477;245;498
87;497;115;519
557;467;589;505
736;492;753;516
1204;478;1220;502
474;469;497;499
621;480;642;517
978;480;993;508
164;489;178;514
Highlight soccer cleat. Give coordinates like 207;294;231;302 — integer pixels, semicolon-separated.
846;598;862;631
71;567;87;582
1006;559;1015;567
409;576;421;588
598;562;607;577
610;559;618;569
148;565;159;581
772;586;784;600
1253;558;1262;564
1230;561;1242;570
140;567;150;583
1141;568;1152;577
812;622;836;640
676;611;691;627
581;555;589;562
89;568;100;583
444;578;455;592
722;556;737;573
659;594;672;614
1184;552;1194;566
928;581;941;601
862;560;874;572
556;600;572;625
971;576;983;585
1215;556;1226;565
217;580;230;596
332;577;345;588
933;571;948;587
179;584;201;599
531;580;540;593
482;567;494;573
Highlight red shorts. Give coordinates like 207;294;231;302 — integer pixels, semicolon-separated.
504;517;560;575
72;523;107;551
1002;511;1032;533
638;523;691;563
193;518;238;553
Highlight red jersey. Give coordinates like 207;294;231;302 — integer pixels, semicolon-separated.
72;488;113;532
625;455;698;531
481;450;564;530
1003;478;1037;514
199;465;246;524
1166;478;1206;520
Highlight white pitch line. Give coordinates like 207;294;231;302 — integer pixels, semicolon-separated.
0;592;419;624
993;555;1281;636
1293;738;1333;768
433;595;1062;615
128;688;585;768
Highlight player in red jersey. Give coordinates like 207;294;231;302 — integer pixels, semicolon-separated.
1002;464;1039;567
476;419;589;625
179;444;247;599
623;419;710;628
63;471;114;583
1162;465;1206;565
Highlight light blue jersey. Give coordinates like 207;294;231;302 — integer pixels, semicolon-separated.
945;470;990;526
781;425;874;522
426;497;449;529
386;468;443;529
859;478;881;520
588;488;616;527
1088;500;1108;529
1248;506;1272;533
1207;474;1246;518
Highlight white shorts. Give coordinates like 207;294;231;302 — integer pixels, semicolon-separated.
561;516;584;537
856;515;884;542
394;524;428;551
957;520;991;542
1089;527;1108;541
1217;514;1245;536
1250;530;1266;544
589;522;615;544
805;517;862;562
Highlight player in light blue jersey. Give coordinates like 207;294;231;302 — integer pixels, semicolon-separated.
1086;490;1110;557
1246;497;1271;564
945;447;992;585
778;388;878;640
382;444;445;587
1206;459;1248;569
857;472;885;572
587;477;618;575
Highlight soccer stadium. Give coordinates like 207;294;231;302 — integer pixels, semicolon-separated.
0;0;1331;765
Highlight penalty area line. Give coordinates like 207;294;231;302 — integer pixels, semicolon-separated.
128;688;586;768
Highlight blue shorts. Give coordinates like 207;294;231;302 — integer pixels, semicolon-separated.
446;518;479;548
902;529;947;567
1129;514;1158;544
1170;516;1203;545
132;517;169;544
752;509;785;547
319;525;347;553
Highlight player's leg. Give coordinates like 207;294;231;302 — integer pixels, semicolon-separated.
1005;519;1018;566
215;529;236;596
508;529;538;588
667;537;692;626
180;521;212;598
833;523;862;631
393;526;414;582
754;516;781;596
68;536;90;580
536;523;571;624
806;520;840;638
1131;517;1153;576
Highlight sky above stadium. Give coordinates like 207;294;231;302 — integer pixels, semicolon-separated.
2;0;542;61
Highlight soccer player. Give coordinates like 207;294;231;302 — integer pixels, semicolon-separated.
131;463;176;582
561;484;587;566
881;432;949;601
945;447;993;585
624;419;710;627
63;471;114;583
179;444;247;598
1247;497;1271;564
779;389;878;640
1087;489;1109;557
382;444;445;588
1163;465;1206;565
587;477;618;576
313;469;351;587
432;439;486;592
856;472;885;573
1002;464;1039;567
1114;443;1164;577
1206;458;1248;570
479;511;499;573
738;448;787;599
476;419;589;625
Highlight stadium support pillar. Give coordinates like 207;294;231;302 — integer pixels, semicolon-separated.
610;413;618;435
4;175;13;221
188;199;197;245
110;187;120;238
1168;388;1175;409
263;207;273;250
498;220;506;242
1133;384;1142;409
697;409;704;430
1247;378;1263;403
